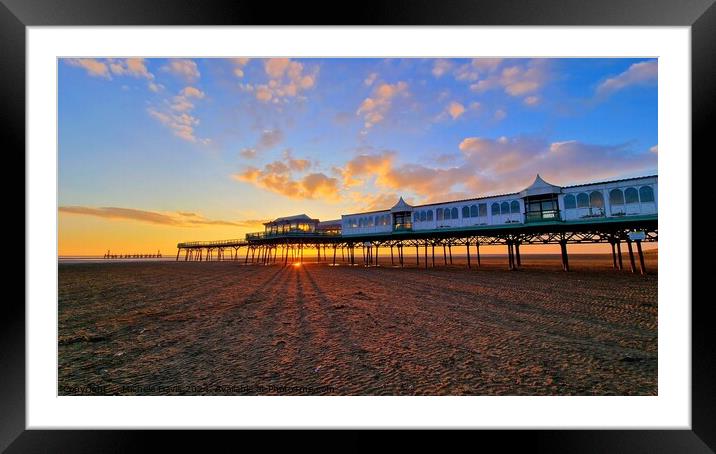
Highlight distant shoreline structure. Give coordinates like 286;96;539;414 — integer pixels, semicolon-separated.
103;250;162;259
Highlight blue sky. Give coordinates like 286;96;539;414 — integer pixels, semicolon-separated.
58;57;657;253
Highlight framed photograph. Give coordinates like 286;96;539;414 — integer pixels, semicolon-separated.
8;0;712;449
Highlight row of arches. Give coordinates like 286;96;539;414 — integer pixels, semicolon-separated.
352;214;391;228
564;186;655;211
413;200;519;224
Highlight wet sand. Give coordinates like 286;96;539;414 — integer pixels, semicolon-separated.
58;254;657;395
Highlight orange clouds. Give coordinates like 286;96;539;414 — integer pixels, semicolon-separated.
65;58;157;89
248;58;319;103
65;58;111;78
59;206;262;228
356;81;408;132
233;152;339;201
331;136;657;204
447;101;466;119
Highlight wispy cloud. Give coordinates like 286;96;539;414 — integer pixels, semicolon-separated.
356;81;409;134
161;59;201;83
596;60;657;97
65;58;111;78
148;86;209;144
59;206;263;227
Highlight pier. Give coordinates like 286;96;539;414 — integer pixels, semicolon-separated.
176;175;658;274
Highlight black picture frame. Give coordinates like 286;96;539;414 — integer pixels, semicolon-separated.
5;0;712;450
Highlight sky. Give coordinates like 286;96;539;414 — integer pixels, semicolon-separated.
58;57;657;256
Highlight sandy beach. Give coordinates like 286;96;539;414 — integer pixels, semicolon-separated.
58;253;657;396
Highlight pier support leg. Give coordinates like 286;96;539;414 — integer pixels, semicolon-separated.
476;241;481;267
560;240;569;272
333;245;337;266
466;240;471;269
185;249;189;261
636;240;646;275
424;243;428;269
375;244;379;266
627;240;636;273
515;242;521;268
448;243;453;265
390;245;394;266
432;244;435;267
443;244;447;266
507;242;514;270
610;241;617;269
416;245;419;267
176;249;180;261
616;240;623;270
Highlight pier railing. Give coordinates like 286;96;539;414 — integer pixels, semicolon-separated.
245;231;342;240
177;239;247;248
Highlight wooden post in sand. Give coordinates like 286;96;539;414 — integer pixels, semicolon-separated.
636;240;646;275
626;239;636;273
514;241;521;268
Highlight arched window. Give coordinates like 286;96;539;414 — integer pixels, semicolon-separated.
420;211;426;222
491;203;500;216
470;204;478;217
610;189;624;205
564;194;576;209
479;203;487;217
590;191;604;209
576;193;589;208
639;186;655;203
451;207;459;219
426;210;434;221
414;212;419;223
462;206;470;218
445;208;452;220
625;187;639;204
369;217;374;227
436;208;444;221
510;200;520;213
500;201;510;215
359;218;364;227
